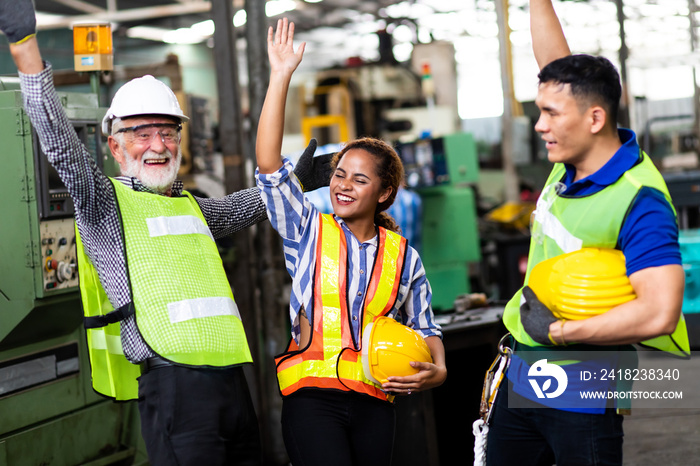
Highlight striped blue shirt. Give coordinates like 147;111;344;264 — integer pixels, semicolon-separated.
256;159;442;344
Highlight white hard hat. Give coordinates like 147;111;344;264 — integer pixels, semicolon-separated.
102;75;189;134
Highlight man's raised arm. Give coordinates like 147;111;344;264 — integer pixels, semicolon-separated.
530;0;571;70
10;38;44;75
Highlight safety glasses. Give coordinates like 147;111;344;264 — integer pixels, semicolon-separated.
116;123;182;144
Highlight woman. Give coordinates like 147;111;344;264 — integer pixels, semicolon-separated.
255;18;447;466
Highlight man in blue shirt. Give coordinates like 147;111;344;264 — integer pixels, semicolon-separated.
485;1;687;464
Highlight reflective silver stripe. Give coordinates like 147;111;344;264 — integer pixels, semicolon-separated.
146;215;215;242
538;208;583;254
88;330;125;355
167;297;241;324
532;181;582;254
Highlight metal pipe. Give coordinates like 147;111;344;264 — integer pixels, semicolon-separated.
615;0;631;128
89;71;101;104
689;0;700;159
245;0;269;157
495;0;520;203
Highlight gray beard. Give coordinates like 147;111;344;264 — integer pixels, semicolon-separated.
121;146;182;193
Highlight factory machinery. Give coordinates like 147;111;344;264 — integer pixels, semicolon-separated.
0;78;146;465
302;50;700;348
394;133;481;311
300;42;482;313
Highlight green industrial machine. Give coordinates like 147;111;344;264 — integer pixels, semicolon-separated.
0;78;146;465
397;133;481;311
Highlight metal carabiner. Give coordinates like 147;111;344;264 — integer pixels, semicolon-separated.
479;334;513;421
497;332;513;357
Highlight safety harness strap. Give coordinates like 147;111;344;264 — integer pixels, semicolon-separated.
83;302;135;329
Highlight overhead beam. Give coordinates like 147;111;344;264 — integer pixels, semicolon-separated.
36;2;212;30
52;0;105;14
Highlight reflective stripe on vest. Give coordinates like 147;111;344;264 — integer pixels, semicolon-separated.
504;154;690;355
275;213;407;401
76;178;253;400
146;215;215;241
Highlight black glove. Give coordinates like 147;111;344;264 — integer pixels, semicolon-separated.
293;138;335;192
520;286;559;346
0;0;37;44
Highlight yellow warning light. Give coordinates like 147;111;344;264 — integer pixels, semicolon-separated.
73;22;113;71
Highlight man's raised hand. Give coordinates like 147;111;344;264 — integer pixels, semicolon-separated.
0;0;37;45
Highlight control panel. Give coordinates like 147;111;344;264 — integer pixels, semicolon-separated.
395;133;479;189
39;218;78;291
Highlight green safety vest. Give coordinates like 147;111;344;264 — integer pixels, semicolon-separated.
504;153;690;355
76;178;253;400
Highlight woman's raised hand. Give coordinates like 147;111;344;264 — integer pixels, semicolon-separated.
267;18;305;76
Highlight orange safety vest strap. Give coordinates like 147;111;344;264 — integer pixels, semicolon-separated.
364;227;407;320
276;214;406;401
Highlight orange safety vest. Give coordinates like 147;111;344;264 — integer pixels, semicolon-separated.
275;213;408;401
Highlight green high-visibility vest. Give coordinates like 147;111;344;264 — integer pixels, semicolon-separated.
76;178;253;400
504;153;690;356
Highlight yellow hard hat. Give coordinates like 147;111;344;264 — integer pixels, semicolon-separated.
361;316;433;385
528;248;636;320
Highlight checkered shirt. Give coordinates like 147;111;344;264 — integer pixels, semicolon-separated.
19;63;267;363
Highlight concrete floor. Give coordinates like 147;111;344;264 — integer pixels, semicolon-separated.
623;408;700;465
621;352;700;465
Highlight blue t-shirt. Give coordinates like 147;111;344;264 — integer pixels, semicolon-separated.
509;128;681;413
559;128;681;275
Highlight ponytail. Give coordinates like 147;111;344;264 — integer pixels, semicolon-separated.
375;211;401;234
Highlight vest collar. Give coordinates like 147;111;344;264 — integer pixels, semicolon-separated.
562;128;641;196
115;176;184;197
332;214;379;247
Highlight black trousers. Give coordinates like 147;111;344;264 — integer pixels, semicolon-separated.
486;386;624;466
138;364;261;466
281;389;396;466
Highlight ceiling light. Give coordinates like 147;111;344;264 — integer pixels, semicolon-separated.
266;0;297;17
392;24;413;43
126;1;294;45
163;27;210;44
126;26;168;42
191;19;215;36
393;42;413;62
234;10;247;27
